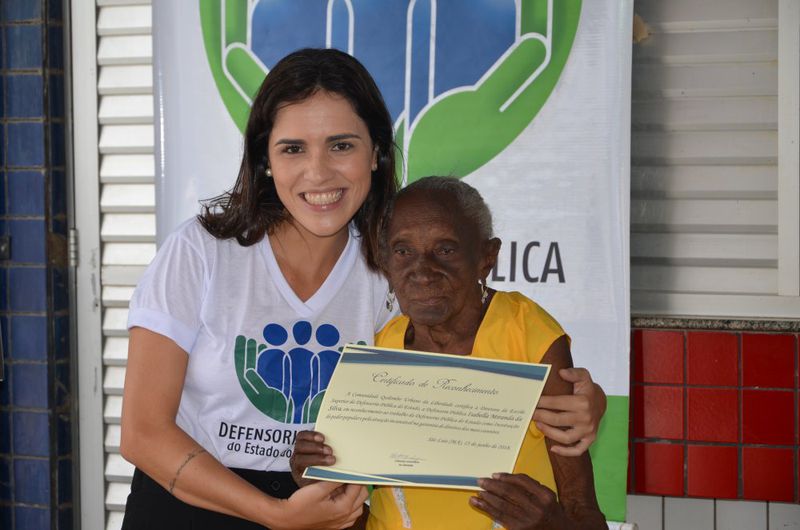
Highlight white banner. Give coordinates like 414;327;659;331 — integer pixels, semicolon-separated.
154;0;631;520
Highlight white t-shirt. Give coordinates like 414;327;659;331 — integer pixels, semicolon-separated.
127;219;394;471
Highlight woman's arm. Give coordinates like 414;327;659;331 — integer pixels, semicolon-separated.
534;365;607;456
120;327;367;530
471;336;606;529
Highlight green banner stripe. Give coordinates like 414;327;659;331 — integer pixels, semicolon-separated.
589;395;629;522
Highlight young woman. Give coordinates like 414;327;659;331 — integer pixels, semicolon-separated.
121;49;605;530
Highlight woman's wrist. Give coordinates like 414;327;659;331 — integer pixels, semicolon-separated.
256;494;288;529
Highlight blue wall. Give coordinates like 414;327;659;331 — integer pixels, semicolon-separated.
0;0;72;529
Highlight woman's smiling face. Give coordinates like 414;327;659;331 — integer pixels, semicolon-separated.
267;90;377;241
385;189;496;328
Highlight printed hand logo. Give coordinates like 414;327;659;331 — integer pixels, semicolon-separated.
234;321;345;423
199;0;580;182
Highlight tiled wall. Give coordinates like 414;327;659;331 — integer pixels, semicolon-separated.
628;327;800;529
0;1;72;529
626;496;800;530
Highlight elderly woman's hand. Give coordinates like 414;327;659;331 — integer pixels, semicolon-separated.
470;473;564;530
533;368;607;456
290;430;336;487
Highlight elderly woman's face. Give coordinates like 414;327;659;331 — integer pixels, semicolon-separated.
385;190;492;328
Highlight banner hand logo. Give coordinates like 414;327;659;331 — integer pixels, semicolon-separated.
199;0;581;181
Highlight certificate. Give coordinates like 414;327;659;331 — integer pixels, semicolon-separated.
303;345;550;490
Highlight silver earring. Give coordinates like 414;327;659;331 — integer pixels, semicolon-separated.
265;166;273;177
480;282;488;304
385;289;396;312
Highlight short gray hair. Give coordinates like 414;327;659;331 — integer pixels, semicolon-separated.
379;176;494;266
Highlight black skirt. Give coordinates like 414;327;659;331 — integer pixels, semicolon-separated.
121;467;299;530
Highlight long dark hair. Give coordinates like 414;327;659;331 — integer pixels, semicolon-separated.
199;48;398;270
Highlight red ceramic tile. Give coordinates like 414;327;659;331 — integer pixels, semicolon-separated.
634;442;684;496
743;447;794;502
632;385;684;440
635;330;685;384
687;332;738;386
631;330;640;380
743;333;795;388
627;440;634;493
742;390;795;445
633;330;684;384
687;445;738;499
687;388;738;442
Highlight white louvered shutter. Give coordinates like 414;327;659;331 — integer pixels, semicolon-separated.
631;0;799;318
96;2;155;528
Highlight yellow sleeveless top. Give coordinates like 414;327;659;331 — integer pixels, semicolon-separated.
367;291;566;530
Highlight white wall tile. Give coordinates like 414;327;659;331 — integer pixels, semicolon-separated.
769;502;800;529
627;495;663;530
664;498;714;530
716;500;767;530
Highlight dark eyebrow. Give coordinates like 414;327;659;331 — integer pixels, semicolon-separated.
273;138;305;146
327;133;362;142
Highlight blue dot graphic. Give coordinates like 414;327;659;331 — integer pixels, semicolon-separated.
293;321;312;345
316;324;340;347
263;323;288;345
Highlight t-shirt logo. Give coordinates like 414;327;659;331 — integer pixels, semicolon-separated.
234;321;344;423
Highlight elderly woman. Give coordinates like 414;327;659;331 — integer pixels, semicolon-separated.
293;176;606;529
